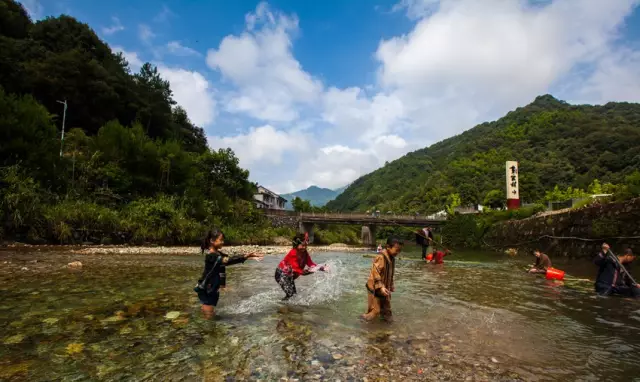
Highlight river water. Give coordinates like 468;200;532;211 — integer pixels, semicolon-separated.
1;247;639;381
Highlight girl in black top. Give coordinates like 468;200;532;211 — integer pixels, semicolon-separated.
196;229;263;318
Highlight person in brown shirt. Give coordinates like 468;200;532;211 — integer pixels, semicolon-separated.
528;250;552;274
361;236;403;322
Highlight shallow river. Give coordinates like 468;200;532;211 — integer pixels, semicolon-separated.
1;248;640;381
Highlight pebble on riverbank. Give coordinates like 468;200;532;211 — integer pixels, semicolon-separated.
69;244;371;256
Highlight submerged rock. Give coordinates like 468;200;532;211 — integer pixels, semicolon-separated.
67;261;83;268
65;342;84;355
165;311;180;320
3;334;25;344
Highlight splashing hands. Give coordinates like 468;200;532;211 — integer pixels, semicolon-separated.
246;252;265;261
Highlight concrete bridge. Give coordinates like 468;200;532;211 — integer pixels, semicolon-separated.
262;210;446;245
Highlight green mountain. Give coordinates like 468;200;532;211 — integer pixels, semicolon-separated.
326;95;640;213
0;1;266;245
282;185;346;209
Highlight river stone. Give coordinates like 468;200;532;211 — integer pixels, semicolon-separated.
165;311;180;320
4;334;25;344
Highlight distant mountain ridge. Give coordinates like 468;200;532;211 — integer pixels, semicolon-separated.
326;95;640;213
281;185;347;209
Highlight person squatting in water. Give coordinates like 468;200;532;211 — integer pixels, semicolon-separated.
528;250;552;274
275;234;327;301
195;229;264;318
362;236;403;322
594;243;639;298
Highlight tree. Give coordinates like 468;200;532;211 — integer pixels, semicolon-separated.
483;189;505;210
292;197;312;212
445;193;461;216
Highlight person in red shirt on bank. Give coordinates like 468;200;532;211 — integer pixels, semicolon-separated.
430;249;452;264
275;234;327;300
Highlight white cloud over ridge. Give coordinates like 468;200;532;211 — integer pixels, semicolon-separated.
204;1;640;193
102;17;124;35
113;46;143;72
158;66;217;127
113;1;640;194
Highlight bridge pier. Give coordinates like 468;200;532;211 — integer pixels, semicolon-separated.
361;225;377;247
299;221;315;244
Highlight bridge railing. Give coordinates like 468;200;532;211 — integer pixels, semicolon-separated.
260;208;447;221
298;212;446;221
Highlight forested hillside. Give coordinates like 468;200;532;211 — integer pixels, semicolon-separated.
0;1;279;244
327;95;640;213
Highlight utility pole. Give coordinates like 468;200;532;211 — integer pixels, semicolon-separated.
57;100;67;158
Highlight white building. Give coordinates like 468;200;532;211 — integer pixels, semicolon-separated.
254;185;287;210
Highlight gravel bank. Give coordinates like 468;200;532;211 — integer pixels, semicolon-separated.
71;244;371;256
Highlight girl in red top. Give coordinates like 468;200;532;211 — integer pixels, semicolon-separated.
430;249;452;264
275;234;326;300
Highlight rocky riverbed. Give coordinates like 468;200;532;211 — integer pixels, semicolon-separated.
69;243;370;256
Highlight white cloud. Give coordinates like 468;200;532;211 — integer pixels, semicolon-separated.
373;0;639;138
102;17;124;35
208;125;308;168
158;66;217;127
575;47;640;103
18;0;43;20
321;87;409;143
391;0;441;19
139;24;155;43
204;0;640;195
113;46;143;72
166;41;201;57
206;2;322;122
154;5;175;23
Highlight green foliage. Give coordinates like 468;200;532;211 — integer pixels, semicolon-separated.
542;185;588;203
483;189;505;210
120;195;200;244
445;193;461;216
0;165;42;235
292;197;313;212
328;94;640;213
624;171;640;197
0;3;277;245
0;2;207;148
44;200;119;243
441;204;545;249
313;225;360;245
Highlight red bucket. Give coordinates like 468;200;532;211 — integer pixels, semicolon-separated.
545;267;565;281
426;253;433;261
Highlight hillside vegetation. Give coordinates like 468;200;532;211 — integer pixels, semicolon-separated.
328;95;640;213
0;1;279;244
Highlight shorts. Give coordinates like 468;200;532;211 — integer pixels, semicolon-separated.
197;286;220;306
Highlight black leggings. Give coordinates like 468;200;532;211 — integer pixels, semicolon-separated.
421;244;429;259
275;268;297;299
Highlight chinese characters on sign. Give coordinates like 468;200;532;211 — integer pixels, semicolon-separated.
506;161;519;200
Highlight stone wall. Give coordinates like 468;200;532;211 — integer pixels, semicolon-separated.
266;215;299;229
484;197;640;258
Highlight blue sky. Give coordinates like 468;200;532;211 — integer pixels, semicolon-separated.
22;0;640;194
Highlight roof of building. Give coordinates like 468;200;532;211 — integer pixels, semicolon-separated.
256;185;287;201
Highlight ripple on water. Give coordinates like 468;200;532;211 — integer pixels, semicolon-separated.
1;248;640;380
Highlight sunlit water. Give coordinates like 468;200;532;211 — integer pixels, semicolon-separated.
1;248;640;381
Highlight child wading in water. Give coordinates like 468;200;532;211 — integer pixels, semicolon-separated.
195;229;263;318
362;236;403;322
275;234;326;300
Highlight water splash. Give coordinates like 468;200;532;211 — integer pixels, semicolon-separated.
222;259;347;314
